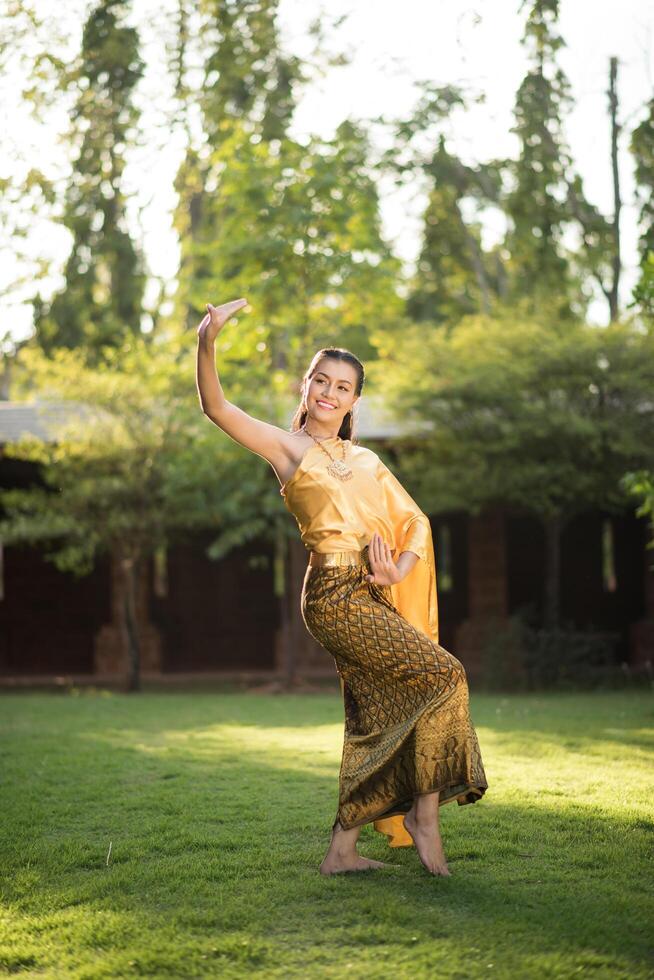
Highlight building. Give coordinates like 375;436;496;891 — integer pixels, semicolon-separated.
0;400;651;688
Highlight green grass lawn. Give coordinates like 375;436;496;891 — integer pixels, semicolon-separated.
1;688;653;979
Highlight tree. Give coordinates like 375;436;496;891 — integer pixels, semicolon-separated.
407;137;505;324
631;95;654;320
165;2;405;438
375;312;654;628
504;0;582;317
170;0;306;331
33;0;146;362
173;119;403;389
623;88;654;553
0;339;282;690
377;10;629;328
564;56;626;324
0;0;78;395
377;83;505;327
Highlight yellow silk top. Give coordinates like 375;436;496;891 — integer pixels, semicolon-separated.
280;435;439;647
280;435;440;848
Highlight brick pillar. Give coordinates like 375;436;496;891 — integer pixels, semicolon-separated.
629;542;654;672
94;550;161;676
455;510;509;681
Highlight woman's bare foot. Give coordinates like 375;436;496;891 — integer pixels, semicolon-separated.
319;852;388;875
319;819;389;875
403;798;452;876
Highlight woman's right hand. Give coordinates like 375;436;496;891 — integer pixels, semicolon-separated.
197;298;248;343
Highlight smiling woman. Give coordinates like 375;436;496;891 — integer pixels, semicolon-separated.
195;298;488;877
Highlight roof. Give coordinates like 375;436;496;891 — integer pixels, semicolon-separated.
0;400;89;443
0;397;431;444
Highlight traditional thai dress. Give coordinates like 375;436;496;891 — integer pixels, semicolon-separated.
280;435;488;847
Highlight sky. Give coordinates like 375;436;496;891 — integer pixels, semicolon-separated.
2;0;653;344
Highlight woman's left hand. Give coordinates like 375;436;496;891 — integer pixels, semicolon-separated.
365;532;402;586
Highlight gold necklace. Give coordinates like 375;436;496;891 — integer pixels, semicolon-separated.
302;425;354;482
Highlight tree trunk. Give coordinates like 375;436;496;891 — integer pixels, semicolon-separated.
122;553;141;692
543;514;562;630
565;57;622;322
608;55;622;322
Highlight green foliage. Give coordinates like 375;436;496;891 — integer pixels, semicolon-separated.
173;118;403;401
33;0;146;362
175;0;400;394
0;341;284;575
480;614;623;691
2;0;653;598
196;0;304;142
631;98;654;267
0;1;72;339
170;0;303;333
169;0;400;389
409;174;479;324
504;0;581;316
372;310;654;522
379;83;505;326
631;102;654;315
630;251;654;321
621;468;654;552
377;0;614;328
407;138;504;325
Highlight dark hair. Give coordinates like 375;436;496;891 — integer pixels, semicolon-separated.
289;347;365;441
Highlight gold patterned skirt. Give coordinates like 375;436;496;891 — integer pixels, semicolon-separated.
301;545;488;831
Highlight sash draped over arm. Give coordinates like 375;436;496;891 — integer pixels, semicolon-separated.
372;459;440;847
376;459;439;646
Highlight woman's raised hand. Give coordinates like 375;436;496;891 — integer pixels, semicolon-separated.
197;298;248;343
365;532;402;587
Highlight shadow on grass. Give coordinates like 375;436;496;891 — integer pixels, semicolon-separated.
1;692;653;978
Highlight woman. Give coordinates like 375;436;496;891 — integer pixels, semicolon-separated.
196;297;488;877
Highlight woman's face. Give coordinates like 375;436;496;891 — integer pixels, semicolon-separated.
304;357;359;430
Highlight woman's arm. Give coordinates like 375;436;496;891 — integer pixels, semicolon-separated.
396;550;420;578
196;300;291;469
